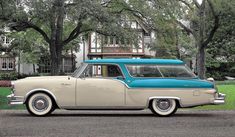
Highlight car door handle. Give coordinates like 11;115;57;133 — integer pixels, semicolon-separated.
61;83;71;86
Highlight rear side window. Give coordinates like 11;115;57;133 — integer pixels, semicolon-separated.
126;64;195;78
158;65;195;78
126;65;162;77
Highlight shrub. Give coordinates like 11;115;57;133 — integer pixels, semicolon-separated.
0;72;18;80
0;80;11;87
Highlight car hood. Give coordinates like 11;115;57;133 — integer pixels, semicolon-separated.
17;76;70;81
128;78;214;88
25;76;69;79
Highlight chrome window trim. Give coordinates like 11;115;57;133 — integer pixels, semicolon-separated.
72;63;88;78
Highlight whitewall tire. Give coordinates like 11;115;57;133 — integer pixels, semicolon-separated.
150;98;178;116
26;93;55;116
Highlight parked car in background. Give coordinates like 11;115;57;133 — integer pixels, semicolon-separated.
7;59;225;116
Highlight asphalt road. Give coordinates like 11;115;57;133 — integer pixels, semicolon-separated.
0;109;235;137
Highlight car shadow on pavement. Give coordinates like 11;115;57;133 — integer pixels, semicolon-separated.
3;111;216;118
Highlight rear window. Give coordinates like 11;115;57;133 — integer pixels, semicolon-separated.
126;65;195;78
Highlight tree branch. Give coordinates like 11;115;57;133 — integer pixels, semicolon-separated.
62;22;82;45
64;2;78;8
178;0;194;10
192;0;200;8
27;22;51;43
176;20;194;36
202;0;219;48
8;21;50;43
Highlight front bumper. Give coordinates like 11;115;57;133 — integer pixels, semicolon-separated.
213;93;226;105
7;94;24;105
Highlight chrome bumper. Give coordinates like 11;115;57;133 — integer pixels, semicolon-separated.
213;93;226;105
7;94;24;105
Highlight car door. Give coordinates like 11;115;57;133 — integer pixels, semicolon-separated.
76;64;126;107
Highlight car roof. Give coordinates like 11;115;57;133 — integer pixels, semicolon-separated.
84;59;184;65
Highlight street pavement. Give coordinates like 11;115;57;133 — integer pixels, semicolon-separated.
0;109;235;137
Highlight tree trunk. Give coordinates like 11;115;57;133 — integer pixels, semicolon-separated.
196;0;206;79
49;42;61;75
174;29;181;59
49;0;64;75
197;47;206;79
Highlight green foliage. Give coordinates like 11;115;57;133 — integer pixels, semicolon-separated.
205;0;235;79
207;0;235;61
0;72;18;80
206;62;235;80
9;30;48;64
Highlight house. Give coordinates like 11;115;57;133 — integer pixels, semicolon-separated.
75;20;155;68
0;20;155;75
0;32;16;72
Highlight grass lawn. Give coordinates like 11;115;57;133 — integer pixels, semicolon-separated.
0;84;235;110
195;85;235;110
0;87;25;110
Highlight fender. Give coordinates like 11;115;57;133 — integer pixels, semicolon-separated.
146;96;182;108
25;88;59;107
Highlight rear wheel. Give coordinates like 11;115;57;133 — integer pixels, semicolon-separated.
26;93;55;116
150;98;177;117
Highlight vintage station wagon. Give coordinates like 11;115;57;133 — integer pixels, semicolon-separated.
7;59;225;116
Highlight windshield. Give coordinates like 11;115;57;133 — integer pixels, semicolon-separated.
71;63;87;77
126;64;196;78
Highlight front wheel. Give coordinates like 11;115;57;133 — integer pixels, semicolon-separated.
150;98;178;117
26;93;55;116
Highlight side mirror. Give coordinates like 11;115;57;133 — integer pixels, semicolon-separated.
116;76;125;80
207;77;214;82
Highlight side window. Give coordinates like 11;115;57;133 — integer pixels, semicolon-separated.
126;65;162;77
158;65;195;78
83;64;123;78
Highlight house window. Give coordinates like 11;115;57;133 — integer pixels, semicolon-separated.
63;58;73;73
5;37;10;44
2;62;7;69
143;31;150;37
0;57;15;70
38;58;51;73
8;62;13;70
38;56;75;74
90;33;102;52
104;36;108;45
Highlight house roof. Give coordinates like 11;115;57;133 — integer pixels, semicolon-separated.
85;59;184;65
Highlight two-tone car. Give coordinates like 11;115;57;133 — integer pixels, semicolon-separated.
7;59;225;116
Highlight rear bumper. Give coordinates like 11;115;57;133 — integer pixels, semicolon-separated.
7;94;24;105
213;93;226;105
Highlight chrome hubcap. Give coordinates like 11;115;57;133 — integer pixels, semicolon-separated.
32;96;48;112
156;99;171;111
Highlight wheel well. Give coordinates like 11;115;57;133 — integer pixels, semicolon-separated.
148;98;182;108
25;91;59;109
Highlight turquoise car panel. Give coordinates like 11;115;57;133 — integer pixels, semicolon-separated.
127;79;214;88
85;59;184;65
